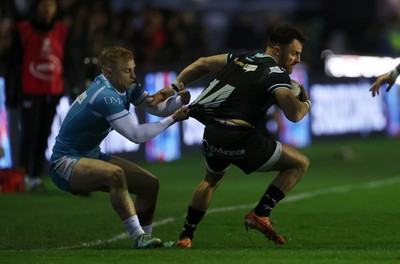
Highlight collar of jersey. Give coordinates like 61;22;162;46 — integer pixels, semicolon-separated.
254;53;277;63
97;74;126;95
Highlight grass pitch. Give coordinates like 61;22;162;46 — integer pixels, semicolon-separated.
1;136;400;263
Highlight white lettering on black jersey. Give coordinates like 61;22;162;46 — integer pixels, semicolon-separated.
189;53;291;126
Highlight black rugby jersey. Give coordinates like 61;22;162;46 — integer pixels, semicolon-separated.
189;53;291;127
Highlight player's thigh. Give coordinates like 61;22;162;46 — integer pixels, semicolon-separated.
108;155;158;194
70;157;122;193
270;143;309;171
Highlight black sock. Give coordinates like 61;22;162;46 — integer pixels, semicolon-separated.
254;185;285;217
179;205;206;240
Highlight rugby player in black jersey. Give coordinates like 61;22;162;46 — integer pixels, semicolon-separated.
151;24;311;247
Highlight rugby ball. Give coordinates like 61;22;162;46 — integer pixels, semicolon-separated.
290;79;302;98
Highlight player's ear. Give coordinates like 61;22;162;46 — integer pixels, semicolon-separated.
273;45;281;55
103;67;112;78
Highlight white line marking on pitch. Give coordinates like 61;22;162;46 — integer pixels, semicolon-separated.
59;176;400;249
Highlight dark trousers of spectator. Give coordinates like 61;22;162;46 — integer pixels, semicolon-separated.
19;94;61;179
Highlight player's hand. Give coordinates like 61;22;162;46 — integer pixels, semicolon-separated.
370;72;395;97
298;84;309;102
172;107;190;122
178;90;191;105
148;87;175;106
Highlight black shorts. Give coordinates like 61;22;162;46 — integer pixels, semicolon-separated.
202;121;278;174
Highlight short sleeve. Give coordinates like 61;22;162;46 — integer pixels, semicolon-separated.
265;67;291;94
129;82;149;106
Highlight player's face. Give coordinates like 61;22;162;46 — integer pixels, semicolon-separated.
110;59;136;92
37;0;57;24
279;39;302;74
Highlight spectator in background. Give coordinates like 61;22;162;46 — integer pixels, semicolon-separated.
164;10;207;63
139;9;166;65
59;0;91;96
5;0;70;191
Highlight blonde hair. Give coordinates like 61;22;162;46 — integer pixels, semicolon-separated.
99;46;134;69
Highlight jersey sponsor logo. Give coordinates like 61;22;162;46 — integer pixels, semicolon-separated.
104;96;122;105
269;66;284;74
234;58;258;72
243;64;257;72
77;91;87;104
202;139;245;157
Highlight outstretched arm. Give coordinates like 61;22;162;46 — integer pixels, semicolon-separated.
110;108;190;143
370;64;400;97
174;54;227;85
148;55;227;106
137;91;190;117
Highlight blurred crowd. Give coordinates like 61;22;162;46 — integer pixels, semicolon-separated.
1;0;210;94
1;0;400;94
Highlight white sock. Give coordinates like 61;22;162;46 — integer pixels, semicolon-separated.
122;215;145;241
142;224;152;235
25;177;42;188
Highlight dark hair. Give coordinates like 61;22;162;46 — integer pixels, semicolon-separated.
29;0;58;14
268;24;306;48
29;0;60;27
